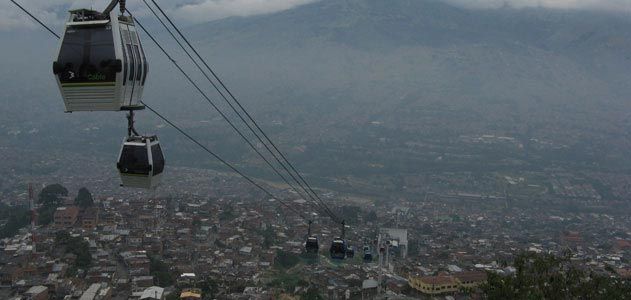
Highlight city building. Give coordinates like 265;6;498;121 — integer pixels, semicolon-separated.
140;286;165;300
54;206;79;228
379;228;408;258
24;285;48;300
409;271;487;295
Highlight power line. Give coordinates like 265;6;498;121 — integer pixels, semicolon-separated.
8;1;307;222
132;16;327;216
142;102;307;220
149;0;341;223
140;0;332;219
9;0;60;39
137;1;332;218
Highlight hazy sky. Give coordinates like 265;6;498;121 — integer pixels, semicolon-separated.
2;0;630;31
443;0;631;12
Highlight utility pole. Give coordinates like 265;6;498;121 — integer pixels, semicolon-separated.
28;183;37;253
378;232;391;296
378;232;382;295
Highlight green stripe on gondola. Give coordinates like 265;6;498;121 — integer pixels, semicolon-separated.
121;173;150;177
61;82;116;87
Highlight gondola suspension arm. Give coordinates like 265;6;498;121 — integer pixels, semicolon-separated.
127;111;139;137
103;0;126;16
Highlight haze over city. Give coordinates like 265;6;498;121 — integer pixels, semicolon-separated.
0;0;630;299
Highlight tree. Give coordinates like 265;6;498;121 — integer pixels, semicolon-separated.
74;187;94;209
482;252;631;299
199;278;219;298
38;184;68;207
274;250;300;269
54;230;92;269
301;288;324;300
0;205;30;238
37;184;68;225
150;256;174;286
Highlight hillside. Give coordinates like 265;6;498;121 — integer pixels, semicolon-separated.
2;0;631;195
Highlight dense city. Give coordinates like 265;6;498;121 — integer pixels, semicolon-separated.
2;0;631;299
0;160;630;299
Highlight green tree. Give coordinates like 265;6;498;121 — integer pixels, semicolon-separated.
301;288;324;300
74;187;94;209
0;205;30;238
54;230;92;269
482;252;631;299
150;256;174;286
38;184;68;207
166;289;181;300
38;184;68;225
199;278;219;298
260;226;276;249
274;250;300;269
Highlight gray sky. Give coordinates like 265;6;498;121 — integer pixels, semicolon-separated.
443;0;631;12
2;0;630;31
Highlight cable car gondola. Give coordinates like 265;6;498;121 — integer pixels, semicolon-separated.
53;7;147;112
305;236;319;254
363;245;373;262
346;245;355;258
117;135;164;189
330;238;347;260
305;220;319;254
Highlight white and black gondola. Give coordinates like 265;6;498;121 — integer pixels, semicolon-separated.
329;220;348;260
363;245;373;262
53;7;147;111
117;135;164;189
51;1;164;189
329;238;347;260
305;221;319;254
346;245;355;258
305;236;319;254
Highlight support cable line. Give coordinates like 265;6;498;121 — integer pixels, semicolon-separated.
136;1;331;218
148;0;341;223
143;0;330;220
142;102;307;220
132;16;328;216
9;1;307;222
9;0;60;39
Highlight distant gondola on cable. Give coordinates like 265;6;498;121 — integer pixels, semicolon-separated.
305;220;319;254
305;236;319;254
330;238;347;260
363;245;373;262
53;6;147;112
346;245;355;258
117;135;164;189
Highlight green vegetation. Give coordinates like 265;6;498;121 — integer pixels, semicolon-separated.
38;184;68;206
259;226;276;249
55;230;91;269
165;289;180;300
74;187;94;208
300;288;324;300
38;184;68;225
150;256;174;286
0;203;30;238
482;252;631;299
219;205;236;221
274;250;301;269
268;272;308;291
338;205;361;223
199;278;219;298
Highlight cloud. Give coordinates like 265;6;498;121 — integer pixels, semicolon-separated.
3;0;630;32
441;0;631;13
0;0;72;30
171;0;318;23
1;0;318;31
